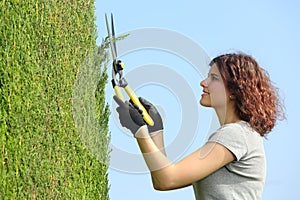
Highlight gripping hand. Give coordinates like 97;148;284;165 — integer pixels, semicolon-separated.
114;95;146;136
134;97;163;134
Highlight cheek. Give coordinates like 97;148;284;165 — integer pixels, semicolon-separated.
210;86;228;105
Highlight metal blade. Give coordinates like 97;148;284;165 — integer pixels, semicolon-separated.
111;13;118;57
105;13;117;61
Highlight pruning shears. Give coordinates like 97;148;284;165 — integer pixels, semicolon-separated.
105;13;154;126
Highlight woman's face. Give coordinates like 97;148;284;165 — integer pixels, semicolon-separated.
199;64;230;109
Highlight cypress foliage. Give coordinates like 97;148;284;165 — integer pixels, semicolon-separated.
0;0;110;199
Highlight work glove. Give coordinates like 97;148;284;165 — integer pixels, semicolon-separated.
114;95;146;136
136;97;163;135
114;96;163;136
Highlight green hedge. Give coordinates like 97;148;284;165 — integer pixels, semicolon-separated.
0;0;110;199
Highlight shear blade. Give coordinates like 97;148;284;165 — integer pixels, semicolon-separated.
111;14;118;58
105;13;118;62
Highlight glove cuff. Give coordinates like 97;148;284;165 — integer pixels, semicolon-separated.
134;125;150;138
149;129;163;136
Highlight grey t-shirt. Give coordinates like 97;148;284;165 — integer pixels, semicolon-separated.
193;121;266;200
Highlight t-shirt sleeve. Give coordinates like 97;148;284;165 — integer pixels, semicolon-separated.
207;124;247;161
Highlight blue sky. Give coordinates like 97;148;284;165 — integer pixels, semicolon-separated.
95;0;300;199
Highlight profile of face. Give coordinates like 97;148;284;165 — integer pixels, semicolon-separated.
199;64;231;109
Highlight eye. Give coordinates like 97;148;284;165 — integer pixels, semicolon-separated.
211;74;219;81
207;73;220;81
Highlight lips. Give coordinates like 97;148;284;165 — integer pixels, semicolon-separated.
202;90;209;95
201;90;209;98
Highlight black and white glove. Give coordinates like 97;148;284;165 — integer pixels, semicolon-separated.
137;97;163;135
114;95;146;136
114;96;163;136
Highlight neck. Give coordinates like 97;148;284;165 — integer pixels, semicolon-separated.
214;106;241;126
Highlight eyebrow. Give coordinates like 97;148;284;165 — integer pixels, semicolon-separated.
208;72;219;77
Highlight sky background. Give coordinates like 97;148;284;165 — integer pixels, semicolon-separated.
95;0;300;199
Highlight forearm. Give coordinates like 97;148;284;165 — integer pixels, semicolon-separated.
150;130;166;156
137;129;167;187
137;127;213;191
136;127;175;190
135;127;171;171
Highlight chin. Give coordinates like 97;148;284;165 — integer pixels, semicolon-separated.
199;99;211;107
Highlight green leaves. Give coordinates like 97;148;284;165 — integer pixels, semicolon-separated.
0;0;110;199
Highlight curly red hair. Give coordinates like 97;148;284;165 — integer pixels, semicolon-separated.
210;53;285;136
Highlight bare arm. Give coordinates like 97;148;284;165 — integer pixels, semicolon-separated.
135;127;235;191
149;130;167;186
113;96;234;190
150;130;166;155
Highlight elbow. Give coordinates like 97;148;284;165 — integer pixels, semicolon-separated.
153;180;189;191
152;177;176;191
151;165;179;191
153;183;162;191
153;182;165;191
153;183;171;191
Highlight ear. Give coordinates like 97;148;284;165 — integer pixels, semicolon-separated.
229;94;235;100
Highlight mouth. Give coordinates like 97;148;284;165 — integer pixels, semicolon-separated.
202;90;209;95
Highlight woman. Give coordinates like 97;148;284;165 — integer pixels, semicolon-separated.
114;52;284;199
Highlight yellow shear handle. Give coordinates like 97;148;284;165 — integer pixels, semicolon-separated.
124;85;154;126
114;85;124;101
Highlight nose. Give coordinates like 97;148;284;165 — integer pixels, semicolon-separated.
200;78;208;88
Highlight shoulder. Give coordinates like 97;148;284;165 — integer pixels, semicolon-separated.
209;121;261;141
208;121;262;161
